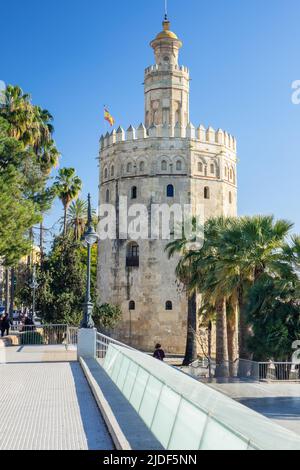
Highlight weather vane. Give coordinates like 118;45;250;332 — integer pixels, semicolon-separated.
164;0;168;20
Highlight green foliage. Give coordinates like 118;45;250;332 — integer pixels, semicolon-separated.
65;199;96;241
54;168;82;235
246;276;300;361
0;84;59;267
93;303;122;331
0;119;41;265
36;237;86;324
167;215;300;363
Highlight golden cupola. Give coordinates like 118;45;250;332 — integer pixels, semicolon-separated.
150;16;183;66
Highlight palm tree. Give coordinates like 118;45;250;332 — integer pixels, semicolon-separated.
166;217;231;370
54;168;82;236
37;139;60;175
66;199;96;241
217;215;293;359
1;85;59;265
0;85;37;146
166;228;198;366
192;217;233;377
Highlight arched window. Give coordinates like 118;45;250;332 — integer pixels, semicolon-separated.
127;162;132;173
104;168;108;180
229;191;232;204
166;301;173;311
167;184;174;198
129;300;135;311
198;162;203;173
232;170;235;184
204;187;210;200
126;242;139;267
131;186;137;200
161;160;167;171
176;160;182;171
225;166;228;178
210;164;215;174
111;165;114;177
230;169;233;180
105;189;110;203
139;161;145;172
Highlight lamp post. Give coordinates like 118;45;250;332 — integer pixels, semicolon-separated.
81;194;99;329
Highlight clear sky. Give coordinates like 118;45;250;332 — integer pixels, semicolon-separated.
1;0;300;244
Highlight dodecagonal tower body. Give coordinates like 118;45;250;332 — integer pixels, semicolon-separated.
97;18;238;353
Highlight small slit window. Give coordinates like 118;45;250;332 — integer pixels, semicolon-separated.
204;187;210;200
166;301;173;311
176;160;182;171
131;186;137;199
229;191;232;204
105;189;110;203
129;301;135;311
127;163;132;173
111;165;114;177
198;162;203;173
167;184;174;198
139;161;145;172
210;164;215;174
104;168;108;180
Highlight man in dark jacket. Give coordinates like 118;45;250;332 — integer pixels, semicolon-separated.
0;314;10;337
153;343;166;361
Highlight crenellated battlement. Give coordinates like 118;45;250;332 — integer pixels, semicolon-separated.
100;123;237;152
145;64;189;75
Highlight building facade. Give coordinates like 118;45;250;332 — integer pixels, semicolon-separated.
97;17;238;353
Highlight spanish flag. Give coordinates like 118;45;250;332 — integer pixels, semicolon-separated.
104;107;115;127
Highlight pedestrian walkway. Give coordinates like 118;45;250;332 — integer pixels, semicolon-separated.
2;345;77;363
0;360;114;450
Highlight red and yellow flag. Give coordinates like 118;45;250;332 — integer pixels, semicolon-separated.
104;107;115;127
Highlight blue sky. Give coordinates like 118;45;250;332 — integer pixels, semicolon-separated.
1;0;300;243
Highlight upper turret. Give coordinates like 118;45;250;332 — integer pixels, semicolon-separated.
144;16;190;129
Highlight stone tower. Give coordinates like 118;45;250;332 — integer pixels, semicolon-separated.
97;16;238;353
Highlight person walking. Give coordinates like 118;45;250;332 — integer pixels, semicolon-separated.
153;343;165;362
0;314;10;337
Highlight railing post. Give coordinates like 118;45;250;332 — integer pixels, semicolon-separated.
78;328;97;359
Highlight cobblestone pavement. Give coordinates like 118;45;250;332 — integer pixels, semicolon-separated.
0;360;114;450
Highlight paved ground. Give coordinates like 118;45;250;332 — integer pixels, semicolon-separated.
0;354;114;450
206;380;300;435
1;345;77;363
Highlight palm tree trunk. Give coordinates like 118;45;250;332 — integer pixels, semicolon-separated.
238;287;252;360
182;292;198;366
63;206;67;236
227;300;239;376
215;298;229;378
208;320;213;378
